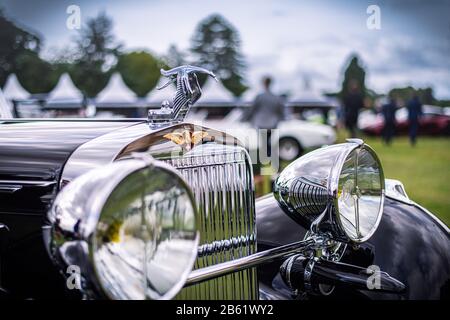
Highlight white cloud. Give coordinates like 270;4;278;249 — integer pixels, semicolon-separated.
4;0;450;98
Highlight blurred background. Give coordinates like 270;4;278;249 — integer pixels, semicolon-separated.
0;0;449;225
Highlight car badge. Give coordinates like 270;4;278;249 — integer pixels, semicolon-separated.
163;129;208;151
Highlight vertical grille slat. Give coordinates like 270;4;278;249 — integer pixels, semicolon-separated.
159;144;257;300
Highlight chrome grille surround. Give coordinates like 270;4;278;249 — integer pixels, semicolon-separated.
158;143;258;300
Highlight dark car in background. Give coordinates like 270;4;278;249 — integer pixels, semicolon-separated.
360;105;450;136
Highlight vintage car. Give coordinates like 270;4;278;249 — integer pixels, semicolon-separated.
0;66;449;300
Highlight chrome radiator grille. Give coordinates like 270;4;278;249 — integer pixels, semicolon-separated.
159;143;258;299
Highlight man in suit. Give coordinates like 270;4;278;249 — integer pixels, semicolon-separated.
381;94;397;145
406;94;423;146
248;76;285;159
342;80;364;138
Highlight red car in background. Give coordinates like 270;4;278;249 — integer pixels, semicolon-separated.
360;105;450;136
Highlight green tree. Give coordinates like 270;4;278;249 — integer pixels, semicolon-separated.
190;14;247;97
389;86;435;105
0;9;41;87
116;51;161;97
341;54;366;96
15;50;60;93
71;12;121;97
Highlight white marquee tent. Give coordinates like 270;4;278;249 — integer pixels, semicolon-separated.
0;87;13;118
3;74;29;101
288;89;336;107
47;73;83;104
96;73;137;104
197;78;235;104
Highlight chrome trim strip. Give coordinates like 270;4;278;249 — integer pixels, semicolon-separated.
185;239;314;286
0;185;22;193
0;180;54;186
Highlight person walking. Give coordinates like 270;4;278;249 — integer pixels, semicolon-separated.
342;80;364;138
381;95;397;145
406;94;422;146
247;76;285;158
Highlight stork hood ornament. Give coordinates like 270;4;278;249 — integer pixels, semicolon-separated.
148;65;217;128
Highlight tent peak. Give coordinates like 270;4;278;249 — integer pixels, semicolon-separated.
3;73;29;101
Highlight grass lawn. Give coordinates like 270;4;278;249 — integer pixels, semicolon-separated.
256;131;450;227
342;133;450;226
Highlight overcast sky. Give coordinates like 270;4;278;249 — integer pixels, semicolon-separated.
1;0;450;98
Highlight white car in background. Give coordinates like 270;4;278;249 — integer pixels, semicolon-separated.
188;107;336;161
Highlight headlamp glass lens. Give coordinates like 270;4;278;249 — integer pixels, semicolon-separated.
93;166;197;300
338;147;383;241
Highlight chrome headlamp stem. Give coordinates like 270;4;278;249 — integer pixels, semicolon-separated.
185;236;331;286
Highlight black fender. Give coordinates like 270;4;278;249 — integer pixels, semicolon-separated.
255;193;450;300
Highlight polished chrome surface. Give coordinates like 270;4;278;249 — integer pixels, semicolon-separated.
48;156;198;300
274;143;355;227
274;141;385;243
156;143;258;300
60;122;150;185
186;239;315;286
281;177;328;218
0;180;54;186
279;254;300;291
61;122;240;186
303;257;316;293
385;178;412;204
302;230;347;262
60;122;256;299
186;233;333;286
0;184;22;193
148;65;217;128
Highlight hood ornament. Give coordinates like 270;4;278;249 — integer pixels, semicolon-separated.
148;65;217;129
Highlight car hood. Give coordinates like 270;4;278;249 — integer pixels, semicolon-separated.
0;120;140;182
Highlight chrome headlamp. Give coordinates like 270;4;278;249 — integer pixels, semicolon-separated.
47;155;198;299
274;139;385;243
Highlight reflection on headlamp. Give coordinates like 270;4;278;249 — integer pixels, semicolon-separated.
48;157;199;300
94;174;198;300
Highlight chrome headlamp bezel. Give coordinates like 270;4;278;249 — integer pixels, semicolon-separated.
46;154;199;299
274;139;385;244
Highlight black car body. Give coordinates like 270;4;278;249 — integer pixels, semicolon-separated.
0;118;448;300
